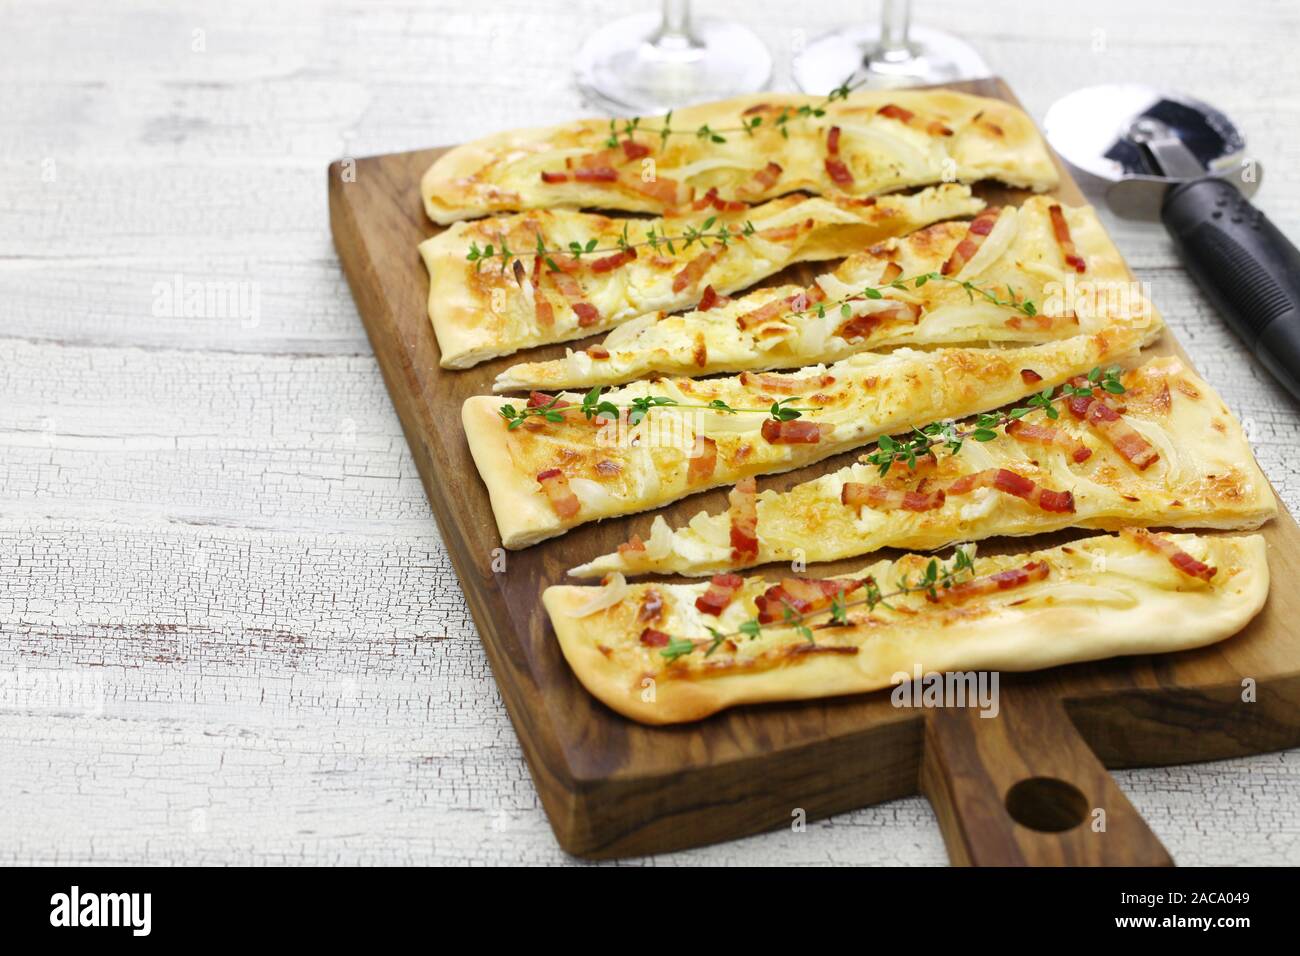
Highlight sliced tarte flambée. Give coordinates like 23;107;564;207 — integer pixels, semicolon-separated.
422;89;1058;224
545;531;1269;724
463;328;1147;549
494;197;1161;392
571;357;1276;577
423;186;983;368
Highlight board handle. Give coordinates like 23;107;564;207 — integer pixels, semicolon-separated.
919;680;1174;866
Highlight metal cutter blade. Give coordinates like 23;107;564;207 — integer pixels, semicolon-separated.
1043;84;1261;219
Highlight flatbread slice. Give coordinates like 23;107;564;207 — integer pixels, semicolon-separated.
572;356;1276;577
464;327;1148;549
544;531;1269;724
422;89;1058;224
494;197;1161;391
423;186;983;368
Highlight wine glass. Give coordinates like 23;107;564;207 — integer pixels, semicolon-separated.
792;0;989;94
575;0;773;116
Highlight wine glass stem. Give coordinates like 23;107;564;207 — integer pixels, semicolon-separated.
652;0;699;51
876;0;914;63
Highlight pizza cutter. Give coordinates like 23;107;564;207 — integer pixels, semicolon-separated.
1044;84;1300;401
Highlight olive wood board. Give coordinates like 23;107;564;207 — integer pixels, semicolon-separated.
328;76;1300;864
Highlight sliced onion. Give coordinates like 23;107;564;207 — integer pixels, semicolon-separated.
569;477;620;511
687;509;731;549
1125;417;1179;482
1022;583;1137;609
671;155;764;184
956;207;1019;282
643;515;675;560
602;312;657;348
565;573;630;617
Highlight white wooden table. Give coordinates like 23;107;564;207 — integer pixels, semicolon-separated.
3;0;1299;866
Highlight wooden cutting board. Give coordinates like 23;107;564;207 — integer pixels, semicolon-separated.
328;77;1300;864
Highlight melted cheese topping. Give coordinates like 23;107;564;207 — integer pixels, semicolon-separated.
424;186;985;368
422;89;1059;223
493;198;1163;391
544;531;1269;723
570;357;1276;576
464;329;1149;549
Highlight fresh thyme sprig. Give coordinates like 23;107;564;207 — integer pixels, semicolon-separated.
466;216;759;272
796;270;1039;323
498;387;816;430
602;77;864;149
862;366;1127;476
660;546;979;662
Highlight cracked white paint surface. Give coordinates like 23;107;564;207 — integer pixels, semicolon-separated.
2;0;1299;865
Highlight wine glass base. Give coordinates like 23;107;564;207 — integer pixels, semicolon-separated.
792;23;989;94
575;12;773;116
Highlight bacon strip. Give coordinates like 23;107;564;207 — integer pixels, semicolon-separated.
945;468;1075;513
695;573;744;616
1123;529;1217;581
824;157;853;186
571;303;600;326
549;271;601;326
527;390;566;409
836;301;921;341
876;452;938;482
735;285;825;330
617;533;646;555
529;254;555;327
638;589;664;623
1006;312;1079;332
755;577;864;625
757;220;811;243
1004;419;1092;463
536;468;580;518
639;628;670;647
823;125;855;185
687;436;718;484
931;561;1049;604
574;166;619;183
877;103;954;136
573;149;621;169
1065;393;1094;420
841;483;946;512
728;477;759;562
739;371;834;394
539;171;568;184
736;161;783;198
626;175;691;207
621;139;652;161
692;186;747;213
698;285;729;311
1068;392;1159;470
588;247;638;273
940;208;1002;276
672;249;719;293
760;419;828;445
1048;204;1087;273
879;261;903;284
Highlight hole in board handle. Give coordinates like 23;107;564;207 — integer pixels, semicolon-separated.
1004;776;1089;832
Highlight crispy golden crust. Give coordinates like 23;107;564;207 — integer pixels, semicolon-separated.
465;328;1148;549
545;533;1269;724
422;89;1058;223
423;186;984;368
572;356;1276;577
494;197;1163;391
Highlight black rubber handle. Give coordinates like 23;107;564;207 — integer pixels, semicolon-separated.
1161;176;1300;401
